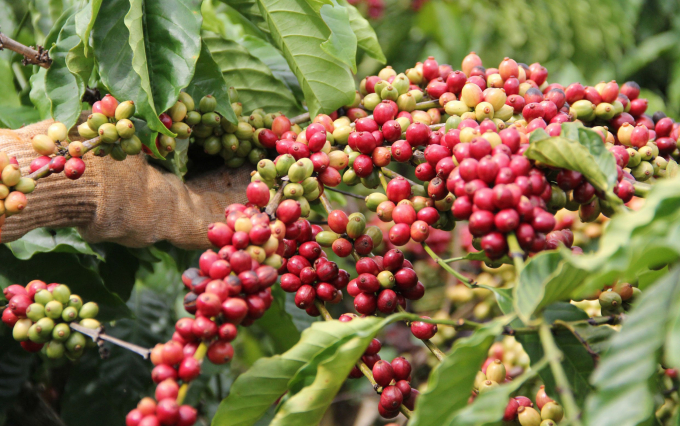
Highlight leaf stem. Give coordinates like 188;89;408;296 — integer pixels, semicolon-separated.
442;256;466;263
176;341;209;405
538;323;583;426
421;243;475;287
314;301;411;418
506;233;525;275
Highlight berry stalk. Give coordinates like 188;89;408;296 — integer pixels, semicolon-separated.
70;322;152;359
506;232;525;275
396;305;445;361
538;323;583;426
26;136;103;180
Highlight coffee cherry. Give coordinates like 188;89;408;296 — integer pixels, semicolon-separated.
207;341;234;364
126;409;145;426
179;356;201;382
177;405;198;426
372;360;395;387
139;415;161;426
411;317;437;340
504;398;520;422
518;406;542;426
64;157;86;180
380;386;403;411
540;401;564;422
156;398;180;425
155;379;180;401
9;294;32;317
535;385;553;409
354;292;377;315
391;357;412;381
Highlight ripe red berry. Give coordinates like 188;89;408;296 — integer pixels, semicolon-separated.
178;356;201;382
411;317;437;339
372;360;395;387
354;292;377;315
207;341;234;365
64;157;86;180
380;385;403;411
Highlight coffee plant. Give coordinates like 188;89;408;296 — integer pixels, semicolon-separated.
2;1;680;426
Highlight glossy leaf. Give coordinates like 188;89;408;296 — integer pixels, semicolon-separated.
239;35;303;100
409;320;505;426
525;129;618;199
513;250;589;323
93;0;201;144
218;0;270;35
339;0;385;62
7;228;101;260
0;105;43;130
184;41;237;124
574;125;619;191
257;0;356;116
46;12;92;129
29;69;51;120
0;59;20;107
583;268;680;426
270;318;386;425
203;33;303;116
255;286;301;353
74;0;102;56
212;316;391;426
319;2;357;73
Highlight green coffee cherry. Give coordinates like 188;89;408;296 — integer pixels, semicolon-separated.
13;318;32;341
392;74;410;95
168;101;188;122
495;104;514;121
248;148;267;165
87;113;109;132
226;157;245;168
235;122;255;140
365;193;388;211
518;406;542;426
547;185;567;211
34;317;55;340
202;112;221;128
231;102;243;117
276;154;295;177
98;123;119;143
539;420;556;426
66;331;87;353
477;380;498;394
115;101;136;120
61;306;79;322
221;134;239;154
52;323;71;342
646;141;659;158
297;197;310;218
92;144;113;157
288;161;308;183
362;93;381;110
28;324;49;343
44;300;64;319
113;119;135;139
284;183;303;199
377;271;395;289
110;143;128;161
170;122;191;139
595;102;616;120
46;340;65;359
35;289;54;305
15;178;36;194
228;87;239;103
445;100;470;117
599;290;622;309
68;295;83;310
52;285;71;304
158;135;176;156
120;136;143;155
346;213;367;239
79;318;101;330
235;139;251;158
364;226;383;247
381;85;399;101
485;359;506;383
184;111;201;127
199;95;217;113
257;159;277;181
177;92;195;111
248;113;264;129
631;161;653;181
26;303;46;321
78;122;99;139
343;169;361;186
626;148;641;167
570;99;595;121
540;401;564;422
316;231;339;247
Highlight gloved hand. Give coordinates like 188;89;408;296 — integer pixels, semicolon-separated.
0;116;250;249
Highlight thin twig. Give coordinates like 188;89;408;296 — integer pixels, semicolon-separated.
264;182;287;220
422;243;475;287
70;322;152;359
506;233;525;275
290;112;310;125
539;323;583;426
324;186;366;200
0;32;52;68
319;192;333;214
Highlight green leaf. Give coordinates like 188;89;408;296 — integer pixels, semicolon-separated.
0;245;130;319
513;250;589;323
212;316;392;426
149;137;190;177
29;69;51;120
318;2;357;73
0;59;20;107
516;326;595;408
74;0;102;56
0;105;42;130
203;33;303;116
184;40;237;124
239;35;303;100
525;125;618;198
93;0;202;142
574;125;618;190
254;286;301;353
218;0;270;35
0;333;34;420
339;0;385;63
7;228;102;260
269;317;386;425
409;319;506;426
584;268;680;426
46;12;92;129
543;302;588;323
257;0;356;116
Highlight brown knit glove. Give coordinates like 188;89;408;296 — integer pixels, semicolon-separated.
0;116;250;249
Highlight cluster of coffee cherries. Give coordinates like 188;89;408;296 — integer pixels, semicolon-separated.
76;94;142;161
596;283;640;316
2;281;99;359
340;314;420;419
316;209;382;257
185;89;286;168
0;151;31;218
125;395;196;426
347;249;426;315
473;351;563;425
